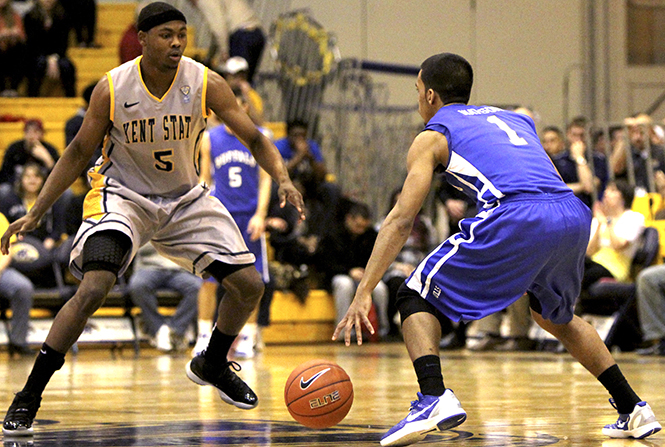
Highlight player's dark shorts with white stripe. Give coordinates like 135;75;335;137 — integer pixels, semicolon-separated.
406;192;591;325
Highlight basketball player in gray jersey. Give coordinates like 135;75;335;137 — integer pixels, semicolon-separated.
1;2;304;436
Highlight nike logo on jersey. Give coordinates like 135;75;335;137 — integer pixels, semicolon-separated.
300;368;331;390
405;400;438;422
124;101;140;108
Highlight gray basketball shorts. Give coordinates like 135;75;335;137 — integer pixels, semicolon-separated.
69;179;255;280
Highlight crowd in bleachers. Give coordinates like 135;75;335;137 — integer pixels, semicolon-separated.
0;0;97;98
1;0;665;359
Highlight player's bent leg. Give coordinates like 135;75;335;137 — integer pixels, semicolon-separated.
214;264;263;335
4;231;129;436
3;268;118;436
186;262;260;409
530;310;614;377
380;284;466;447
45;271;118;352
530;308;661;439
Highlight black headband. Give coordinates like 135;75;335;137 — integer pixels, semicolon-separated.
138;2;187;32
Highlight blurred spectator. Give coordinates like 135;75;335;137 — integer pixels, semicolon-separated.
65;82;102;176
0;162;67;249
380;187;436;339
566;116;609;202
590;127;622;199
188;0;265;83
315;201;390;339
0;162;69;288
635;264;665;356
219;56;263;124
129;244;202;352
65;82;95;146
541;125;594;208
274;119;341;239
60;0;96;47
610;113;665;193
0;211;34;357
118;1;144;64
23;0;76;97
577;180;645;315
0;0;26;96
0;118;60;186
435;175;476;240
468;295;535;351
265;184;315;300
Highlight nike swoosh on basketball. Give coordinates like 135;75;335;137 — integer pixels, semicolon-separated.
299;368;331;390
124;101;140;108
405;400;438;422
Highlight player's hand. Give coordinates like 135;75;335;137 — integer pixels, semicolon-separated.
247;214;265;241
0;213;41;255
278;181;306;221
332;290;374;346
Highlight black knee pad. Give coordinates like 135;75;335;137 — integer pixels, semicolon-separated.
527;291;542;315
82;231;132;276
395;282;448;328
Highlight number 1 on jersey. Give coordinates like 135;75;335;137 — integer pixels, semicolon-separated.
487;115;528;146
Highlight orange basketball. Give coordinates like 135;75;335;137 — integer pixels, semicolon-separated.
284;359;354;429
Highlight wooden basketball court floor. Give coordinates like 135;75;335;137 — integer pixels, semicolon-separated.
1;342;663;447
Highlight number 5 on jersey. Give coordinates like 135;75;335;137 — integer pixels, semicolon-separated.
153;149;174;172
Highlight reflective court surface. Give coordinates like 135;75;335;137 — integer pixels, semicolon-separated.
1;343;663;446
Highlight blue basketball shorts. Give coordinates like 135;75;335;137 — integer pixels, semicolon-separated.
405;192;591;324
231;212;269;284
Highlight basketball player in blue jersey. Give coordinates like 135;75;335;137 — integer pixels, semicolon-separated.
333;53;661;446
0;2;304;436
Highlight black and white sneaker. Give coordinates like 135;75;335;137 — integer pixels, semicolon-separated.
186;354;258;409
3;391;41;436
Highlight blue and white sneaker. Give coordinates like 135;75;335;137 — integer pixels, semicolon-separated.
602;400;661;439
380;390;466;447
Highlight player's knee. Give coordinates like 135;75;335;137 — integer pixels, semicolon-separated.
223;266;264;307
70;274;116;316
82;231;132;277
395;282;445;327
245;277;265;305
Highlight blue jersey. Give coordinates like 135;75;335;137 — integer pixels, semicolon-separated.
426;105;570;210
406;105;591;325
207;125;269;281
208;125;261;215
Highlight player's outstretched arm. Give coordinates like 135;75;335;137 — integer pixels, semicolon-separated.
205;70;305;219
332;130;448;345
1;77;111;255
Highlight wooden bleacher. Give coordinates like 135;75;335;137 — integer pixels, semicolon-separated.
262;290;336;344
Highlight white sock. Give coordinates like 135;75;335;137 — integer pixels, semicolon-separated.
198;319;213;335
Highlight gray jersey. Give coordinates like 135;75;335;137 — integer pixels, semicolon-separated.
97;56;209;197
